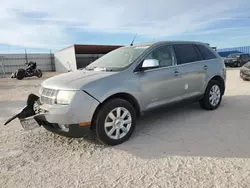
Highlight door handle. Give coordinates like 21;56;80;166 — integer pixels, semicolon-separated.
173;70;180;76
203;65;208;70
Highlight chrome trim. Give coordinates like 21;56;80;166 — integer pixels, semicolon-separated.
39;87;58;105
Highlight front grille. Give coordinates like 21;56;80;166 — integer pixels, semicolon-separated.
40;87;58;105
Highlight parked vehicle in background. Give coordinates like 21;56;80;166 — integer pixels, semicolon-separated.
5;41;226;146
11;61;43;80
240;61;250;81
224;53;250;67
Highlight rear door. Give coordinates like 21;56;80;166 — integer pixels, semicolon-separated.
172;43;206;99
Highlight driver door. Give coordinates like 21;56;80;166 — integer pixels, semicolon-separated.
137;45;183;110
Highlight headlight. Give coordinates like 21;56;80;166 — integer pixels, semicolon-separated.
233;59;237;61
56;90;76;105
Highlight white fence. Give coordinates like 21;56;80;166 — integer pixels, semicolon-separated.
0;53;55;75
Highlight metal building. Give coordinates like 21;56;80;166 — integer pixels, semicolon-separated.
217;46;250;57
54;44;122;72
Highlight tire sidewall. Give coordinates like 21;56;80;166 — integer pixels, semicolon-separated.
96;99;136;146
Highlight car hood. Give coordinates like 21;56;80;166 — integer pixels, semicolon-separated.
41;70;117;90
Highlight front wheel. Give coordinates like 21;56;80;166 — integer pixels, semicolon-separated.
16;69;25;80
199;80;222;110
36;69;43;78
95;99;136;146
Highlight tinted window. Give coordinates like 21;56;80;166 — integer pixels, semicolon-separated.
145;45;176;68
196;44;217;60
173;44;201;65
194;46;205;61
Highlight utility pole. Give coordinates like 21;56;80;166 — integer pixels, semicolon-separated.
24;49;28;64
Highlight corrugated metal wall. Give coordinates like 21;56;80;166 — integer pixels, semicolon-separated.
217;46;250;57
0;53;55;74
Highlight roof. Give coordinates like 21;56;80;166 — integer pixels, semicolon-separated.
74;44;123;54
131;40;209;48
57;41;211;54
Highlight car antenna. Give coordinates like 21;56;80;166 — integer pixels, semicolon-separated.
130;33;137;46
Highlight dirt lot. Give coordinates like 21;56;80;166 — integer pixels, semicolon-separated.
1;69;250;188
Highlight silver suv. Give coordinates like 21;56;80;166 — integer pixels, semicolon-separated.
5;41;226;146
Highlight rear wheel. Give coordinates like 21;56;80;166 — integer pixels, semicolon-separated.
199;80;222;110
237;62;241;67
95;99;136;146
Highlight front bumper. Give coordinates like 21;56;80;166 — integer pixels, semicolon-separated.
36;117;91;138
5;91;100;138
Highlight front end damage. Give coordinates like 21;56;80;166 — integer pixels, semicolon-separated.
4;93;91;138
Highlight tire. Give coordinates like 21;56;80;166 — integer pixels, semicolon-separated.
199;80;222;110
237;62;241;67
36;69;43;78
95;99;136;146
16;69;25;80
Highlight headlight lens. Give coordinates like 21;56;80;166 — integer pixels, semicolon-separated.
56;90;76;105
233;59;237;61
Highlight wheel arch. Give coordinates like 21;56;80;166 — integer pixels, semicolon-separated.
90;92;141;129
208;75;225;95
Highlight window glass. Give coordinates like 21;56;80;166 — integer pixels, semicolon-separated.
145;45;176;68
86;46;149;71
196;44;217;60
194;46;205;61
173;44;201;65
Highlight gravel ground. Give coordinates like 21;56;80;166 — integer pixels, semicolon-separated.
1;69;250;188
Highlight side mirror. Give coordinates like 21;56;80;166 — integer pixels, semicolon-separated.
141;59;159;69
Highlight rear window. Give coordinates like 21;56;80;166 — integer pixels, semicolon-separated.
173;44;203;65
196;44;217;60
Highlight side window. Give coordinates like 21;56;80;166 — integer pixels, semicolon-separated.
173;44;201;65
194;46;205;61
145;45;176;68
196;44;217;60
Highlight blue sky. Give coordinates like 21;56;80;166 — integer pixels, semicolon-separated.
0;0;250;53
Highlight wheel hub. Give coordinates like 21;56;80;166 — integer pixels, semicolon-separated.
115;119;122;128
104;107;132;140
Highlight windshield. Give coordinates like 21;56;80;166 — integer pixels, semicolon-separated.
85;46;149;71
228;53;240;58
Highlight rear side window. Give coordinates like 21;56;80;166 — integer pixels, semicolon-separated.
196;44;217;60
173;44;203;65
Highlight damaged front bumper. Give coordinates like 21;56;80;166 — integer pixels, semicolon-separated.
5;94;91;138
